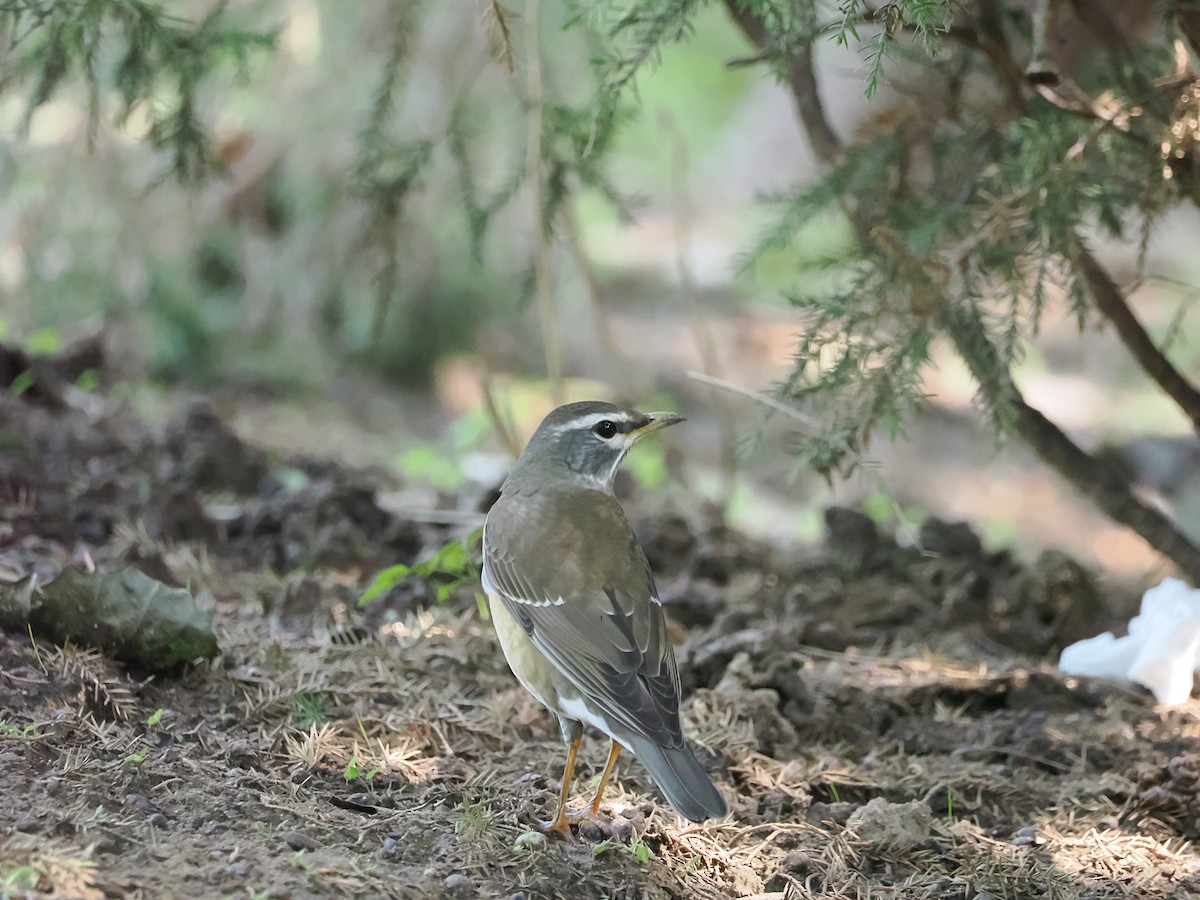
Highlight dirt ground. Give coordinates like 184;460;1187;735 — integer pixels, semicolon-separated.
3;387;1200;900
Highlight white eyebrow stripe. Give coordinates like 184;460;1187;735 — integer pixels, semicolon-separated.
552;411;639;433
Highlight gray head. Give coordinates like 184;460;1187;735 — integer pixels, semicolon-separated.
506;400;685;492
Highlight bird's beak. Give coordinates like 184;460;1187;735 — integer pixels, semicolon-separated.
631;411;686;439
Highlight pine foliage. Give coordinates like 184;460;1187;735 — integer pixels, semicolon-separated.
1;0;275;181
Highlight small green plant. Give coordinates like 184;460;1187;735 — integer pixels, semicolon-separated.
125;745;150;767
0;722;43;739
146;708;164;728
344;755;380;783
452;800;494;840
628;838;654;863
360;527;483;608
0;863;41;894
592;837;652;861
292;693;329;729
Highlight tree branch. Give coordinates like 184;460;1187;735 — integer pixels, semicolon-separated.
1070;240;1200;433
941;303;1200;580
721;0;840;164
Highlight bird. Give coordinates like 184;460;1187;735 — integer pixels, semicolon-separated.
482;400;727;835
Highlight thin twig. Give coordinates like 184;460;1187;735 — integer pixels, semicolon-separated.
686;371;820;428
685;371;923;549
480;375;522;459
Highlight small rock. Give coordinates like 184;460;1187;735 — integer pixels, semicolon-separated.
278;830;321;851
147;813;169;829
781;850;814;874
578;819;605;842
1009;825;1045;847
225;740;262;770
444;873;473;896
919;517;983;557
382;837;399;852
227;863;248;877
124;793;162;816
513;831;546;852
609;816;634;842
845;798;933;852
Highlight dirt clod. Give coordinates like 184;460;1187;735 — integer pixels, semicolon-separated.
845;798;934;852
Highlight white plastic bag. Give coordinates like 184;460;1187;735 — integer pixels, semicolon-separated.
1059;577;1200;706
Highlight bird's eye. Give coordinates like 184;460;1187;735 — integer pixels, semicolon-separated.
594;420;618;439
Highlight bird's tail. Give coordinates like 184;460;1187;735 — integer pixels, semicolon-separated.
628;736;727;822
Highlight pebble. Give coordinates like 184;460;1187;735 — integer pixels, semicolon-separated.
278;830;321;851
609;816;634;842
577;819;605;842
444;873;473;895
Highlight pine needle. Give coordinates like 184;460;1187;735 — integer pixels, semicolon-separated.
482;1;518;75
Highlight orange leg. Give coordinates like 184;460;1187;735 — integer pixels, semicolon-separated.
536;733;581;838
569;739;622;822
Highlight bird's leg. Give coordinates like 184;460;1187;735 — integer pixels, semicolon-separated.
569;739;622;823
535;733;581;838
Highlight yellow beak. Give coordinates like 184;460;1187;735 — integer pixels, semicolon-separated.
631;412;686;439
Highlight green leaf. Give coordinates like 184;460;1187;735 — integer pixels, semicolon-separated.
146;708;164;727
25;327;61;354
8;371;33;396
74;368;100;391
358;563;411;607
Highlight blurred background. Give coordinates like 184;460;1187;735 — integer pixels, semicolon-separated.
3;0;1199;582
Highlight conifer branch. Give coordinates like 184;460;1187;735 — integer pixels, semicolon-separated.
724;0;1200;578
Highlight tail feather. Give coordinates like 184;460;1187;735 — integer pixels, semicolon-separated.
628;736;727;822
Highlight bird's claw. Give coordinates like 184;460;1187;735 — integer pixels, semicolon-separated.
532;813;575;839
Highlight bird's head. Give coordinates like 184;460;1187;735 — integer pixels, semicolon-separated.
508;400;685;492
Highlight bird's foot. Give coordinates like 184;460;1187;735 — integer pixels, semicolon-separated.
565;804;599;826
532;811;575;839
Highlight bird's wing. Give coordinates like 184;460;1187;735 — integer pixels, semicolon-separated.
482;488;685;749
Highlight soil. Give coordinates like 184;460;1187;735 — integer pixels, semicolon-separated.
2;388;1200;899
